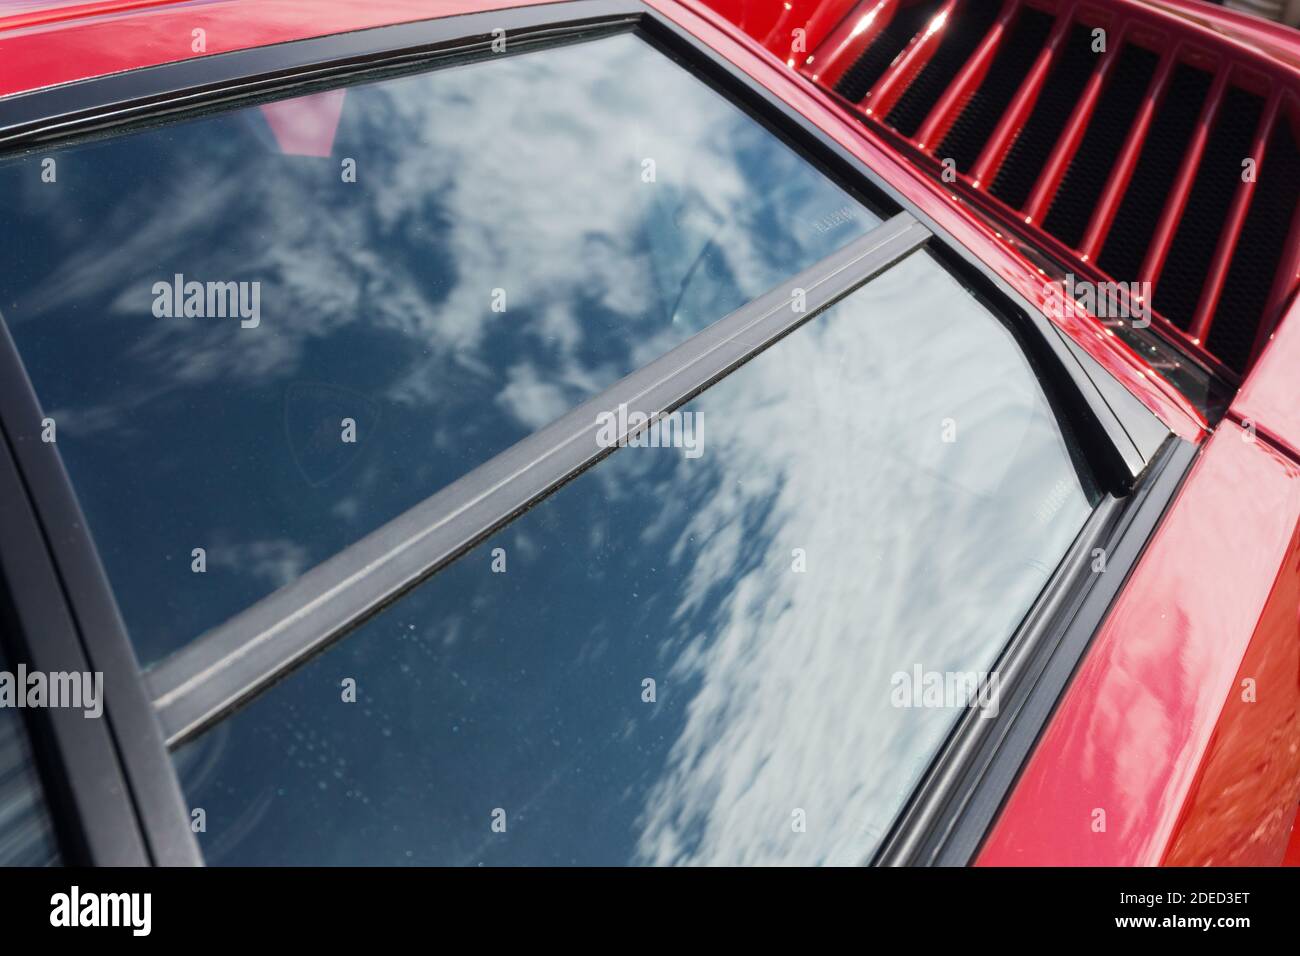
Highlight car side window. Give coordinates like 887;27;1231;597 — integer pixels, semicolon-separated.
174;251;1099;865
0;31;880;668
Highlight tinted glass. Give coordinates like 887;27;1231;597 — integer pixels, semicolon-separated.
0;644;60;865
176;253;1098;865
0;32;878;666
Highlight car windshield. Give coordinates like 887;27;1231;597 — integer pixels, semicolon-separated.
0;31;880;665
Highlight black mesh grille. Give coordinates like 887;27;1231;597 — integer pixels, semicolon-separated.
1042;43;1159;250
937;7;1054;172
989;23;1096;210
1097;63;1211;283
833;1;941;103
1153;87;1264;331
1205;119;1300;372
823;4;1296;376
884;1;1003;138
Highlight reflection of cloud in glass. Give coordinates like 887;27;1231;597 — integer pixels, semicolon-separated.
20;34;866;404
207;538;311;589
170;256;1096;867
631;255;1093;865
0;33;876;663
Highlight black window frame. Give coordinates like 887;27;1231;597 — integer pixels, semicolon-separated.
0;0;1197;867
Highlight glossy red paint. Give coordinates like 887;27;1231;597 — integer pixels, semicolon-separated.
979;421;1300;866
1234;291;1300;457
0;0;186;31
1148;0;1300;68
0;0;555;98
1285;808;1300;866
959;4;1300;867
683;0;858;62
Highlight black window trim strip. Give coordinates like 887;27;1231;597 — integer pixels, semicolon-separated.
0;2;646;149
0;0;1195;866
0;423;147;865
0;315;201;865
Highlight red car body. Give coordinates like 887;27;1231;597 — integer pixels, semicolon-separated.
4;0;1300;866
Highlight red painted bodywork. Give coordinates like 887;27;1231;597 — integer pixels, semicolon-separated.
4;0;1300;866
980;420;1300;865
0;0;556;99
1234;297;1300;455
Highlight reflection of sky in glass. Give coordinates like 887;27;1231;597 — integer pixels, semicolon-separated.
176;253;1096;866
0;33;878;666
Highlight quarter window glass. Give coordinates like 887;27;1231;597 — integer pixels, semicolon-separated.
176;252;1097;865
0;32;878;665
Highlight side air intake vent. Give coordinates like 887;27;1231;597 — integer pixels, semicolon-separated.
1096;63;1211;285
937;8;1053;174
1041;43;1158;250
1153;87;1264;334
833;1;941;103
1207;117;1300;370
989;23;1095;211
804;0;1300;379
884;2;1002;137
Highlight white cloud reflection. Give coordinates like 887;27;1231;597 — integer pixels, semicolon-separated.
2;33;876;664
629;254;1093;865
